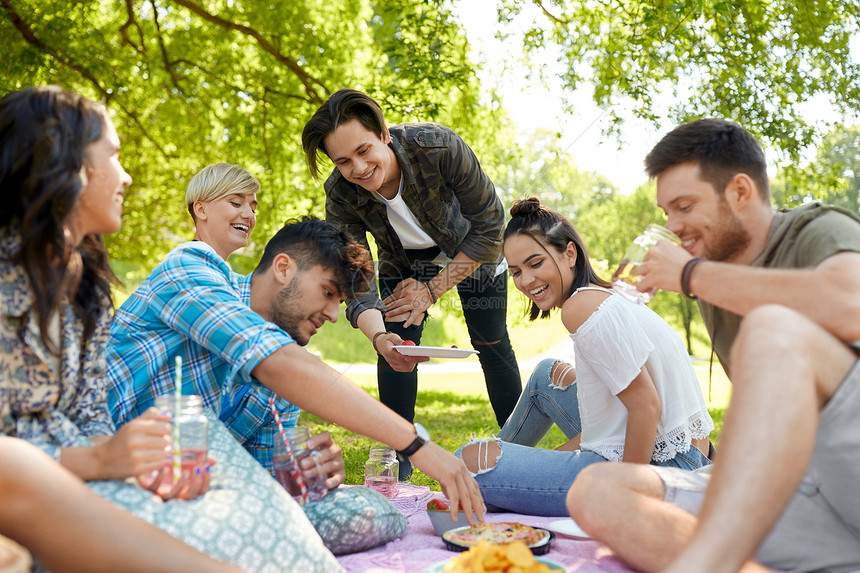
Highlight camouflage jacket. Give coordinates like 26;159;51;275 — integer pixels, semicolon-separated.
324;122;505;327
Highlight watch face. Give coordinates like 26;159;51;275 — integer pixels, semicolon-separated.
415;422;430;441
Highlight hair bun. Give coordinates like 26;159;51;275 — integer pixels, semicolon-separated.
510;197;543;218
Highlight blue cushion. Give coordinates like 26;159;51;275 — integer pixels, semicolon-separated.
302;486;407;555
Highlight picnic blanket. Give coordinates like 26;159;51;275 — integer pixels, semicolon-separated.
335;484;635;572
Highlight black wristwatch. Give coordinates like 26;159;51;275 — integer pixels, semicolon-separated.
396;423;429;458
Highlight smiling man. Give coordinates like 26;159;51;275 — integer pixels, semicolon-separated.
564;119;860;573
106;217;371;474
105;216;488;532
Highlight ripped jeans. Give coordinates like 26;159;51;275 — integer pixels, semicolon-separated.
497;357;581;445
455;358;710;516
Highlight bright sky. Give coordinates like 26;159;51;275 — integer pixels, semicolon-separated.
454;0;855;196
453;0;670;195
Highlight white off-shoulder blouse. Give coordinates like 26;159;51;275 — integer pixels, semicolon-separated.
570;287;714;462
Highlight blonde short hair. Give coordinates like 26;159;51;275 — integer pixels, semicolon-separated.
186;163;260;221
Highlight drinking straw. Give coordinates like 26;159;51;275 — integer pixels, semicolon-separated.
269;395;308;503
173;356;182;484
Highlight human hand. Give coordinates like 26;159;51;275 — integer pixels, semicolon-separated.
94;408;172;480
138;457;216;501
376;333;430;371
636;240;693;295
383;278;432;327
304;432;346;489
409;442;485;526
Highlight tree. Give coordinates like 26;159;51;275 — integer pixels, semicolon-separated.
0;0;504;270
491;128;616;216
496;0;860;163
772;125;860;214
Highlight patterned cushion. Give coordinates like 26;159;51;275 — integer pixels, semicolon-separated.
303;486;407;555
87;412;342;573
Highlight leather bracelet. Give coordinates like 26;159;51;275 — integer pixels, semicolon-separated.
425;282;437;304
371;331;392;354
681;258;705;299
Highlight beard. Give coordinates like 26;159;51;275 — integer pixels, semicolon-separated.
705;200;752;262
269;276;310;346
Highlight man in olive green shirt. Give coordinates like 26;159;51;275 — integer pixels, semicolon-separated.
566;119;860;573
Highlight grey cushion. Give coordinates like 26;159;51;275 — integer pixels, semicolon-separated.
302;486;407;555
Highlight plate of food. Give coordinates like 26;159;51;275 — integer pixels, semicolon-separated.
425;539;566;572
393;345;479;359
545;518;591;540
442;522;554;555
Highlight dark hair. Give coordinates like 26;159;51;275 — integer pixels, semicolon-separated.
255;216;375;300
504;197;609;321
645;118;770;201
0;86;116;352
301;89;387;180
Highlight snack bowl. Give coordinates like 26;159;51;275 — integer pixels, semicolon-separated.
427;508;470;536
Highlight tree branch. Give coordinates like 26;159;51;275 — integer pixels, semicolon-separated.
1;0;174;158
150;0;185;93
531;0;570;25
2;0;112;102
168;0;328;104
120;0;146;56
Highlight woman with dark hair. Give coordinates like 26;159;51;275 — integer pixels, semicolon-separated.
456;197;714;516
0;87;344;573
0;86;249;572
0;85;183;492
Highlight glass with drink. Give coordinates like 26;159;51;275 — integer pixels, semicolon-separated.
273;426;328;505
611;224;682;304
153;394;209;496
364;445;399;497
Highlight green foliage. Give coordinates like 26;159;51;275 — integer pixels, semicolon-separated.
496;0;860;163
493;128;616;215
0;0;503;270
772;124;860;213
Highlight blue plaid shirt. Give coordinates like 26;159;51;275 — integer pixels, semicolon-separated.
106;241;300;472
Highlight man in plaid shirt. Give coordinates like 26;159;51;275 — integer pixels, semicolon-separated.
107;217;366;474
104;217;488;524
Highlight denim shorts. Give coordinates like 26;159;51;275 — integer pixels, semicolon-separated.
652;356;860;572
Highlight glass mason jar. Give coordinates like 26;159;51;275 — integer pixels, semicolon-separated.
273;426;327;504
153;394;209;491
364;445;399;498
611;224;682;304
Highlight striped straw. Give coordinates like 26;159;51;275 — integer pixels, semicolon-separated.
269;396;307;504
172;356;182;484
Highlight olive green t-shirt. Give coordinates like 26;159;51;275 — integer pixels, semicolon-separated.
699;202;860;376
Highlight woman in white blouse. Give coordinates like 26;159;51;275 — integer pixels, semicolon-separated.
456;197;713;516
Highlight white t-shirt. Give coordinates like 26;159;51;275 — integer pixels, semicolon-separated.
375;178;508;276
376;176;437;250
570;288;714;462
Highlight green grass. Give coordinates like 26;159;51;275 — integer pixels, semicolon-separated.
301;366;730;490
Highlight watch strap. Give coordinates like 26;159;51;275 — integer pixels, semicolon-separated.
395;434;426;458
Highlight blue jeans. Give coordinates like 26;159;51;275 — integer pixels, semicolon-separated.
457;358;711;516
497;358;581;445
